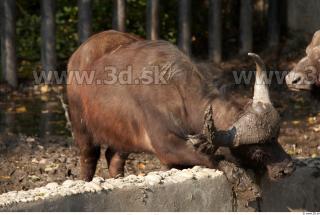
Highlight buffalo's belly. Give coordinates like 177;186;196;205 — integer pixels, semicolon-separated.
82;95;155;154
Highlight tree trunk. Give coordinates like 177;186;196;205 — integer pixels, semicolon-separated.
41;0;56;83
0;1;2;81
240;0;252;55
268;0;279;47
4;110;15;134
1;0;17;87
39;101;55;137
112;0;126;32
178;0;191;56
279;0;287;37
208;0;222;63
146;0;159;40
78;0;92;44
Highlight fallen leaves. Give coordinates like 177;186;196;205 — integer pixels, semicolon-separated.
26;137;35;143
40;85;49;94
292;120;300;125
289;115;320;133
16;106;27;113
31;158;38;164
44;163;59;173
312;124;320;132
307;116;317;125
39;159;48;165
0;176;11;180
31;157;47;165
7;106;27;113
40;95;49;102
311;154;318;158
28;175;40;182
137;162;146;170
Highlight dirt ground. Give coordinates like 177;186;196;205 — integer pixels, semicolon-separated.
0;135;162;194
0;50;320;194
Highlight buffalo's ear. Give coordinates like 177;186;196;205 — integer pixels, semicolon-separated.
308;46;320;64
306;30;320;56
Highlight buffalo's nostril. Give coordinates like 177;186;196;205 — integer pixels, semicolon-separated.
292;76;302;84
269;161;295;179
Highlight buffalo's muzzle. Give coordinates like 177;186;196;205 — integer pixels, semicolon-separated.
267;159;295;180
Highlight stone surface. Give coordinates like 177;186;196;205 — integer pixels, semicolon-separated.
0;158;319;212
0;167;233;212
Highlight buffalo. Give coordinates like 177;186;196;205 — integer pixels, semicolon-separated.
286;30;320;99
67;30;294;182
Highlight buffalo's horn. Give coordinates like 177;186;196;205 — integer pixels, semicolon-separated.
248;53;271;105
210;53;280;148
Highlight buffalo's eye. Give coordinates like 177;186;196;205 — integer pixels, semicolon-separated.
250;148;270;163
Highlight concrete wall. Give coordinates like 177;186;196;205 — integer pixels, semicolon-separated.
288;0;320;34
0;167;234;212
0;158;319;212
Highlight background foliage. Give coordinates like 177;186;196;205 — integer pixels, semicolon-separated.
10;0;270;80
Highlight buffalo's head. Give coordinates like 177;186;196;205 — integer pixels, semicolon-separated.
213;53;280;147
286;31;320;92
210;53;295;179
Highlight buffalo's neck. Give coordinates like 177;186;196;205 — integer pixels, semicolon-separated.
185;88;245;136
187;95;212;134
176;80;227;135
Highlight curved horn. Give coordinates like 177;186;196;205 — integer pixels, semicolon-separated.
209;54;280;148
248;53;271;104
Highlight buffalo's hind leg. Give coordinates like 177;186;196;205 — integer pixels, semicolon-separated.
69;97;100;181
75;132;100;181
105;147;129;178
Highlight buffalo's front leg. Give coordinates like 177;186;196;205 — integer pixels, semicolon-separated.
105;148;129;178
154;133;217;169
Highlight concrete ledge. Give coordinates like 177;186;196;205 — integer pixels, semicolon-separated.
0;158;319;212
0;167;233;212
